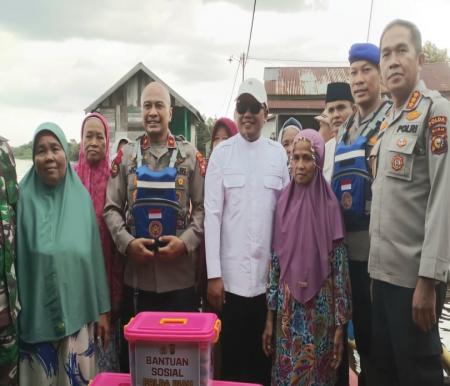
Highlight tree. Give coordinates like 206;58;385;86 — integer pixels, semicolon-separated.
423;41;450;63
195;116;216;157
12;139;80;161
12;141;33;159
67;139;80;162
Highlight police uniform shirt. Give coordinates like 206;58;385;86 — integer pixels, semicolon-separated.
369;80;450;288
103;132;205;293
205;133;290;297
338;101;391;262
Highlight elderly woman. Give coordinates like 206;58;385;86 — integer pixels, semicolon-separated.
277;117;302;159
208;117;238;158
18;123;110;385
75;113;123;372
263;129;351;386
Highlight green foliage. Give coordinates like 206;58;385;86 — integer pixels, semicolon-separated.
195;116;216;157
67;139;80;162
12;140;80;161
423;41;450;64
12;141;33;159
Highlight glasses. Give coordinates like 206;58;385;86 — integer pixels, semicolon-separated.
236;101;263;115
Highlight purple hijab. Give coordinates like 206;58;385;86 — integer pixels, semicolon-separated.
272;129;345;304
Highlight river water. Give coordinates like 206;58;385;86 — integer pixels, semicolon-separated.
15;159;33;181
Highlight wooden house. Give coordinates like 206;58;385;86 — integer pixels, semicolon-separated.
85;62;203;146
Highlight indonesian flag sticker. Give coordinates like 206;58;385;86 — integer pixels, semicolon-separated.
341;179;352;191
148;208;163;219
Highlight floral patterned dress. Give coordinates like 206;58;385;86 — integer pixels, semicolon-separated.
267;242;351;386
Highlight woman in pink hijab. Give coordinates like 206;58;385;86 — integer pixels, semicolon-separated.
75;112;124;372
262;129;352;385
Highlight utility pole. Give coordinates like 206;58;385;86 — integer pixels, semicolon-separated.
241;52;246;81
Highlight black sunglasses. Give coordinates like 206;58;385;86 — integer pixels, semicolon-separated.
236;101;263;115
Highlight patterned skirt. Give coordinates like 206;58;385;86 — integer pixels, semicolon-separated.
19;324;96;386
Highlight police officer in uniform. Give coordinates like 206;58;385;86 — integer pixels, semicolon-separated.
104;81;205;372
369;19;450;386
332;43;391;386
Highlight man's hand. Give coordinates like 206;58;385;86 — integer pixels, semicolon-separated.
126;238;155;263
207;277;225;311
413;277;437;332
262;310;274;357
95;313;110;350
332;325;344;370
157;235;187;259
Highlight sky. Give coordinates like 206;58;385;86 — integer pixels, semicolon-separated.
1;0;450;146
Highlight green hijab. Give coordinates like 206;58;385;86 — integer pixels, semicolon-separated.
17;122;110;343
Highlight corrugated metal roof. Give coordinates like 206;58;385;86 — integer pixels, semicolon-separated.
268;99;325;111
265;67;351;96
265;63;450;97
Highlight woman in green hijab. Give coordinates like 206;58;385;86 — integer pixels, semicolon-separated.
17;123;110;385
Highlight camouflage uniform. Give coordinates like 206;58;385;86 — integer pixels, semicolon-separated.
0;137;19;385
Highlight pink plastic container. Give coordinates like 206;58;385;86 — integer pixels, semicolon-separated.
89;373;261;386
125;312;221;386
211;382;262;385
89;372;131;385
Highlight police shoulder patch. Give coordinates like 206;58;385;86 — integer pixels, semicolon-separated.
196;151;207;177
429;116;447;129
431;126;448;155
429;116;448;155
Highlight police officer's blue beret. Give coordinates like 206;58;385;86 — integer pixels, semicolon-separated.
348;43;380;65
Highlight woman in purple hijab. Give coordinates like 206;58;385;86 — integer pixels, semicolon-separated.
262;129;352;385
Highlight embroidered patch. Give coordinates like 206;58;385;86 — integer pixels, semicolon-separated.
391;154;405;171
369;135;378;145
167;134;176;148
341;191;353;210
178;166;188;176
110;149;123;178
141;135;150;150
175;190;184;203
429;116;448;129
396;137;408;148
431;126;448;155
176;176;185;187
406;110;421;121
149;221;163;238
196;151;207;177
406;90;421;110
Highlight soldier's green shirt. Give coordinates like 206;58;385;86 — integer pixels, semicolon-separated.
0;136;20;328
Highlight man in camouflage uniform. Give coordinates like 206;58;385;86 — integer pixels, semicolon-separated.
0;137;19;385
104;81;205;372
